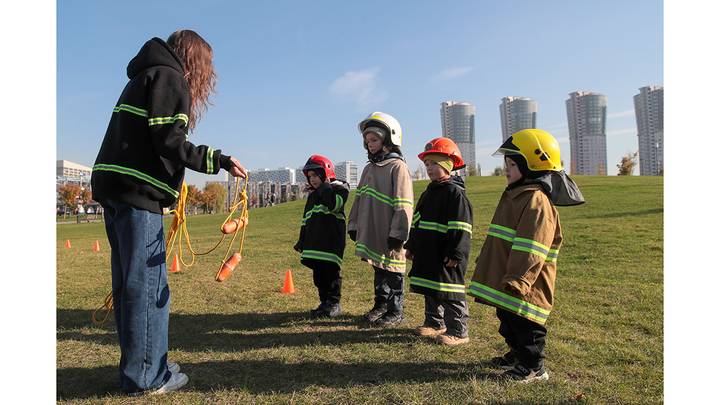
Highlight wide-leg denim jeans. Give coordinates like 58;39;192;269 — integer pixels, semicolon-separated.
102;199;171;394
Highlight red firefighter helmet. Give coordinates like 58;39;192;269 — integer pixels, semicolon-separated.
417;137;465;170
302;154;336;181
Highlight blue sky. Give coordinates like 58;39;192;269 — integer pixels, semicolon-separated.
57;0;663;185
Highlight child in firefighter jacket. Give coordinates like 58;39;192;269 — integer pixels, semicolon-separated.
467;129;584;383
294;155;350;318
405;137;473;346
347;112;414;327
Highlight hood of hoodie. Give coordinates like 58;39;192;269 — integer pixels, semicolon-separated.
126;38;185;79
525;170;585;206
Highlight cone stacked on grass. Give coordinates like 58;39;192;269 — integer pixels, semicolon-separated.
92;240;100;252
281;270;295;294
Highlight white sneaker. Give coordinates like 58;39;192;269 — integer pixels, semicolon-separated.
152;371;188;394
168;362;180;373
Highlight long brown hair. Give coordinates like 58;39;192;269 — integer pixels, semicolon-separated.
167;30;217;131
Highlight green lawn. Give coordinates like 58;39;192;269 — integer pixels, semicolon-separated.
57;175;663;404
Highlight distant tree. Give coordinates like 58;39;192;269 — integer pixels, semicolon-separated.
79;187;92;205
186;184;202;214
58;184;82;217
204;183;228;214
466;164;478;176
492;166;504;176
617;152;638;176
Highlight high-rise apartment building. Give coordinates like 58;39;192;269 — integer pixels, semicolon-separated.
440;101;476;175
566;91;608;175
334;161;358;189
634;85;664;176
500;96;538;141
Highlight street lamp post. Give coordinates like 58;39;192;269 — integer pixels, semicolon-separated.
76;186;85;224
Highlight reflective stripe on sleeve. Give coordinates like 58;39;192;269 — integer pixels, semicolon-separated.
206;148;214;174
148;113;189;126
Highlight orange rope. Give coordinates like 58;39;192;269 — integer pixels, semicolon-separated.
92;176;250;325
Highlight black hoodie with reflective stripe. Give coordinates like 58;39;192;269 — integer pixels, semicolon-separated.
91;37;231;213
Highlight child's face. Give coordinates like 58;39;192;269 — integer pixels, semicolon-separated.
504;157;523;185
364;133;384;154
424;159;449;182
307;170;324;189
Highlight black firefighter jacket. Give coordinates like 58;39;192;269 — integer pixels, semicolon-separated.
295;180;350;271
405;176;474;301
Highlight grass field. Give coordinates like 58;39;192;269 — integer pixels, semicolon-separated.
56;175;663;404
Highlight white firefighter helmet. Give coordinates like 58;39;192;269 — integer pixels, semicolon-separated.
357;111;403;147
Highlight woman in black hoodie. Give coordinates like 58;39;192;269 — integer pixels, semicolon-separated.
91;30;246;395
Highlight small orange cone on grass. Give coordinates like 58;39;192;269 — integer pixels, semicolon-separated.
65;240;72;249
169;253;181;273
281;269;295;294
92;240;101;252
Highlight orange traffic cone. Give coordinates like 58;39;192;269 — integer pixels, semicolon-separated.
65;240;72;249
92;240;101;252
169;253;181;273
281;269;296;294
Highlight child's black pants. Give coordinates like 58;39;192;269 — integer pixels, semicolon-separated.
309;261;341;306
496;307;547;370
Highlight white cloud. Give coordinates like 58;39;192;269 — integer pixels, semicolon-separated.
329;67;387;106
434;66;474;81
607;109;635;119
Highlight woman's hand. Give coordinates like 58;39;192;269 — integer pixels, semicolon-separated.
228;157;247;178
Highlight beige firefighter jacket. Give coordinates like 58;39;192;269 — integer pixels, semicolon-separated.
468;184;562;325
348;157;414;273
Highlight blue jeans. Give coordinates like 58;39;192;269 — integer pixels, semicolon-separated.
102;199;171;394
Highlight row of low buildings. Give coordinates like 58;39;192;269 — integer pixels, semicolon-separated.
55;159;360;212
442;85;664;176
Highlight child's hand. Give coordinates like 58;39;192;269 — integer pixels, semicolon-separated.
405;250;414;260
504;281;523;295
387;237;403;251
443;257;459;268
